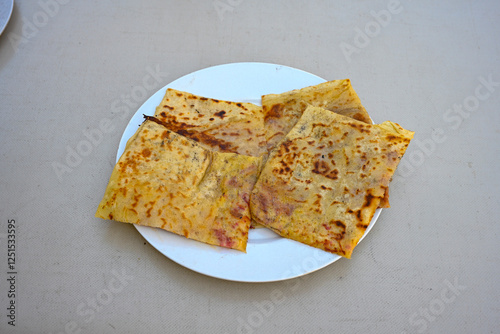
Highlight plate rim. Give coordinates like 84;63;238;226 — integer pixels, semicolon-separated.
0;0;14;36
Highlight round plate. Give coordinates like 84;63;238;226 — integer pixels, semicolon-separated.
0;0;13;36
117;62;381;282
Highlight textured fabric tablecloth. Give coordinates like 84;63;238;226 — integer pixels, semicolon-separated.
1;0;499;333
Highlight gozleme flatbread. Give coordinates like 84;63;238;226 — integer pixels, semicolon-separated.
153;89;270;228
95;119;262;252
261;79;395;208
154;88;268;157
262;79;373;150
250;106;414;258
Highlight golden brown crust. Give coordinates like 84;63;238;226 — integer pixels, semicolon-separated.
261;79;396;208
154;88;268;157
95;120;262;252
262;79;373;150
250;106;414;258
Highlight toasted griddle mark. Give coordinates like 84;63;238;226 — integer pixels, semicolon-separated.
356;223;369;229
264;104;284;121
352;112;368;122
143;115;236;153
349;122;372;134
356;210;362;221
274;166;292;176
131;192;142;208
280;139;294;153
363;192;376;209
312;160;339;180
310;123;329;133
214;110;226;119
145;207;153;218
313;194;322;207
324;219;346;241
335;220;346;228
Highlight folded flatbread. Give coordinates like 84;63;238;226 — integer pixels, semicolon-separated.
262;79;372;149
262;79;391;208
96;119;262;252
154;88;268;157
250;106;414;258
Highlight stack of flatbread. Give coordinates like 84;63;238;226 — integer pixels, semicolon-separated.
96;79;414;258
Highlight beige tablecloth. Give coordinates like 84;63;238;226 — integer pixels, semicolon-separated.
1;0;499;333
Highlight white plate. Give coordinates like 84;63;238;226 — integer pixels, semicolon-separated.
0;0;13;36
117;62;381;282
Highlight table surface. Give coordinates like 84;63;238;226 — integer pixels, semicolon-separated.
1;1;499;333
